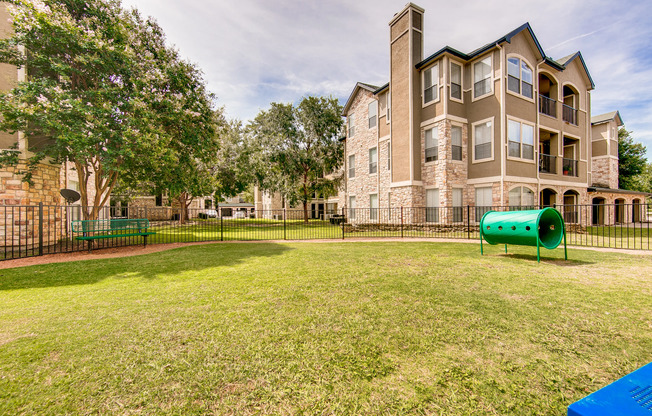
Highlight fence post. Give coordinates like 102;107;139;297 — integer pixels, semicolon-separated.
400;206;404;239
283;208;287;240
342;207;345;240
38;202;43;256
220;214;223;241
467;205;471;240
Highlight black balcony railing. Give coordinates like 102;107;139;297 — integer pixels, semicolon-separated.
562;104;578;125
562;158;578;177
539;95;556;118
539;153;557;174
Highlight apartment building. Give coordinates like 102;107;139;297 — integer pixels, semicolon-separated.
342;3;647;225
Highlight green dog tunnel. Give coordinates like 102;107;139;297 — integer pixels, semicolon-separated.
480;208;567;262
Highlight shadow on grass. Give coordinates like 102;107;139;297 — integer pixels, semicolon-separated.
498;253;595;266
0;243;293;291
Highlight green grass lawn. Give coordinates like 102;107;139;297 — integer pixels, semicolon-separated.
1;242;650;415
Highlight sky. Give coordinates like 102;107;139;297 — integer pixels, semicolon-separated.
121;0;652;160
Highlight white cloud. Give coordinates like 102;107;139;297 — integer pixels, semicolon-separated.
122;0;652;158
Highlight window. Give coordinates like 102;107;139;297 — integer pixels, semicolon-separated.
155;194;163;207
453;188;463;222
425;127;438;162
509;187;535;210
369;147;377;174
387;92;391;121
69;180;79;192
508;120;534;160
507;57;533;99
349;196;356;220
451;125;462;161
387;192;392;220
450;62;462;100
348;154;355;178
473;120;492;161
423;64;439;104
368;101;377;129
475;186;492;220
370;194;378;220
426;189;439;223
386;142;391;170
348;114;355;137
204;199;212;209
473;56;492;98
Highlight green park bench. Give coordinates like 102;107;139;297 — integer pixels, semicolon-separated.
71;219;156;251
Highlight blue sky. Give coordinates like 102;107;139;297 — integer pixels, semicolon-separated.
121;0;652;160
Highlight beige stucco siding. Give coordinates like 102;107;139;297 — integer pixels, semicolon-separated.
390;33;411;183
592;140;608;157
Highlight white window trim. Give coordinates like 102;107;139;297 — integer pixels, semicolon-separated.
422;62;440;107
449;60;464;103
452;187;465;223
348;154;356;179
472;54;493;102
472;117;494;163
348;114;355;137
369;193;379;222
424;126;439;165
386;92;391;124
508;185;536;207
368;101;378;130
368;146;378;175
505;54;535;103
450;123;464;163
506;116;536;164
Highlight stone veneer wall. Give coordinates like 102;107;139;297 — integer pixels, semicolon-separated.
129;197;174;221
1;160;100;247
591;157;619;189
345;89;379;214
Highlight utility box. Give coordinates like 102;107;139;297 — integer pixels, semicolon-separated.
568;362;652;415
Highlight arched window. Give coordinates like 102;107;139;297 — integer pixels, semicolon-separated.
507;57;533;98
509;186;535;210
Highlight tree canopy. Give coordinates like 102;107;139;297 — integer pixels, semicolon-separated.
0;0;220;219
247;96;344;222
618;128;648;191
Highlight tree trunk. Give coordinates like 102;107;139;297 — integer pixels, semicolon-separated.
177;192;193;224
302;173;309;224
74;159;118;221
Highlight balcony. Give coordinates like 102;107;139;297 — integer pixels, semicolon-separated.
562;104;578;125
562;158;578;177
539;95;556;118
539;153;557;174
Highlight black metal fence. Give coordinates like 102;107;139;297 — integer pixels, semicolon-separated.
1;202;650;261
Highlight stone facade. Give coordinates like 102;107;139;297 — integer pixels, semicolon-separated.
339;3;648;228
591;157;619;189
0;160;99;247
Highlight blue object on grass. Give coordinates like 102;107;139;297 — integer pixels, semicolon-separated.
568;362;652;415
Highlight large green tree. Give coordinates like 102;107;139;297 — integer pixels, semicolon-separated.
0;0;217;219
248;96;344;223
618;128;648;191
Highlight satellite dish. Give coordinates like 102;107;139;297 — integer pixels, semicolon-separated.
60;189;81;204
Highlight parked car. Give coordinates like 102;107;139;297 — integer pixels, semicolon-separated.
233;210;246;219
198;209;218;219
